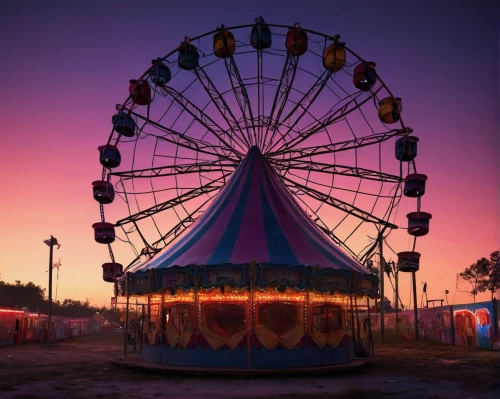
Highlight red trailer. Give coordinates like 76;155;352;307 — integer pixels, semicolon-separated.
0;307;24;346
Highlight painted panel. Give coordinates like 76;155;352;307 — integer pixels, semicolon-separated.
419;306;453;345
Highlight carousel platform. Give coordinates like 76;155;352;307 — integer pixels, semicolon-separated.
110;356;370;376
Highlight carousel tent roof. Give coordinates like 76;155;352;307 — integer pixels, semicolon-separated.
132;146;368;274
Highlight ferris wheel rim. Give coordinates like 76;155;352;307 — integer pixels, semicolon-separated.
96;19;422;273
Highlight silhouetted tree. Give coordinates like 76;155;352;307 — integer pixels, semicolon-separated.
0;279;120;321
460;258;490;303
0;280;46;310
478;251;500;300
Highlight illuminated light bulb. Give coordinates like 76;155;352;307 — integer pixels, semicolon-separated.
0;309;24;314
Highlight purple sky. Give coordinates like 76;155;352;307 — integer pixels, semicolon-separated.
0;0;498;307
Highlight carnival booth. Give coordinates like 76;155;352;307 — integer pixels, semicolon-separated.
0;308;24;346
23;312;43;342
70;318;92;337
117;147;378;370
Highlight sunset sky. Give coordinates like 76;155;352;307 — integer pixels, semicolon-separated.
1;0;498;309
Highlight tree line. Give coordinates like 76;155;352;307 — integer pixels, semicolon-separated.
0;279;120;322
459;251;499;302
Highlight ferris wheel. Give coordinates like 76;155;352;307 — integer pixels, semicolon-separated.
92;18;431;282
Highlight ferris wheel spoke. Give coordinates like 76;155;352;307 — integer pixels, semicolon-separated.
281;175;397;228
265;70;332;153
269;128;408;160
262;55;299;151
358;225;391;264
269;159;402;183
195;67;251;150
224;55;258;146
280;170;395;199
109;160;237;179
291;191;360;260
272;86;383;153
114;173;229;227
146;131;240;162
149;196;214;250
158;86;243;158
118;105;238;161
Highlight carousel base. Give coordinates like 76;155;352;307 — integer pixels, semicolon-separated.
112;350;368;376
115;342;361;373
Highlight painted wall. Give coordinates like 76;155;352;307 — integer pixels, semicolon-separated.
419;306;453;345
370;299;499;350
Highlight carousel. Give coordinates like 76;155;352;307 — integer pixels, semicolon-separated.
93;18;430;370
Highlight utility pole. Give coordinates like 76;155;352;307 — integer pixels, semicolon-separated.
124;272;130;358
412;271;419;341
394;262;399;339
378;231;384;344
43;236;60;350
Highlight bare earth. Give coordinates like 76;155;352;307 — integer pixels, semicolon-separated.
1;333;499;399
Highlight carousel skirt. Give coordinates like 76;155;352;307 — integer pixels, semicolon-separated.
141;342;355;369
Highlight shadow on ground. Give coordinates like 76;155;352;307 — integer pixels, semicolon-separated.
1;333;499;398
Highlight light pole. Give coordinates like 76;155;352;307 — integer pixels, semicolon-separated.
43;236;60;350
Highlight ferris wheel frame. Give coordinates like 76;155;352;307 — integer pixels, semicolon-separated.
94;19;426;276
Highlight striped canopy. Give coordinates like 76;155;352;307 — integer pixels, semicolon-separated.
131;146;368;275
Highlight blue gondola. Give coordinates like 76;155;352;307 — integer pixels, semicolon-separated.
112;111;136;137
98;144;121;168
395;136;419;162
404;174;427;197
150;59;172;86
178;40;199;70
250;16;272;50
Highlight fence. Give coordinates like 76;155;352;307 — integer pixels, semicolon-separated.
0;308;94;347
370;299;500;350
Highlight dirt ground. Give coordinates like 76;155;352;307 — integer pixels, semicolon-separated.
1;333;499;399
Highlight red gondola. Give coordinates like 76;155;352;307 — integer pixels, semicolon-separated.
406;212;432;236
285;23;308;56
129;79;152;106
102;263;124;282
353;62;377;91
397;252;421;272
92;222;116;244
92;180;115;204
